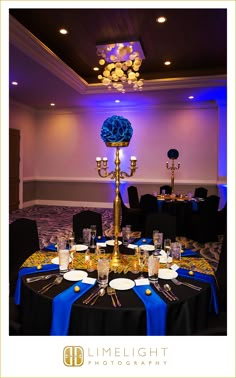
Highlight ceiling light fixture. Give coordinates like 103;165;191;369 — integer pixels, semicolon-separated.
156;16;167;23
188;96;194;99
96;41;145;93
59;28;68;35
50;103;55;106
11;81;18;85
164;60;171;66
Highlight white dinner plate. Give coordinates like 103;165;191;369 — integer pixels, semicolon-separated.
51;256;72;264
139;244;155;251
158;269;178;280
63;270;88;281
109;278;135;290
106;240;122;246
75;244;88;252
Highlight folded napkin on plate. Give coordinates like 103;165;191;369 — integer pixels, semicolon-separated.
95;236;107;243
50;281;95;336
177;268;218;314
14;264;59;305
43;243;57;251
181;249;200;257
133;285;167;336
96;242;107;247
134;238;152;246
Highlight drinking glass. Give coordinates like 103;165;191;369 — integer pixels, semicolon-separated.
122;227;129;246
97;258;109;287
83;228;91;245
148;254;160;281
153;230;163;253
125;225;132;244
137;247;147;279
164;238;172;268
171;242;182;260
58;249;70;273
90;225;96;249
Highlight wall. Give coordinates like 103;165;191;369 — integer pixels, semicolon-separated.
10;100;224;207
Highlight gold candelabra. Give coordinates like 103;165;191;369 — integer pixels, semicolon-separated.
166;159;180;193
96;145;137;268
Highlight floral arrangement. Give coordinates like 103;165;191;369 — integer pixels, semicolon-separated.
101;115;133;143
167;149;179;159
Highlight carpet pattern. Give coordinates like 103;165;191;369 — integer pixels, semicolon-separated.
9;205;223;271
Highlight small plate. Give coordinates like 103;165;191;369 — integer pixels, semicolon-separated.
63;270;88;281
139;244;155;251
106;240;122;246
75;244;88;252
158;269;178;280
109;278;135;290
51;256;72;264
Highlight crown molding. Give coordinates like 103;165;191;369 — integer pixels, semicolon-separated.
10;15;227;98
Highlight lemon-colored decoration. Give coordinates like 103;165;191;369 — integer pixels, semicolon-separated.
74;286;80;292
37;264;42;270
145;289;152;296
189;270;194;276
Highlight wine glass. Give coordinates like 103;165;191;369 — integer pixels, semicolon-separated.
164;238;172;268
137;247;147;279
90;225;97;249
153;230;160;253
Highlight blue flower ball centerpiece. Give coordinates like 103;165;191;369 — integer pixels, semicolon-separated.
101;115;133;147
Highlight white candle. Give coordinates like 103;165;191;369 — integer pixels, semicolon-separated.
96;157;102;162
130;156;137;161
102;157;108;161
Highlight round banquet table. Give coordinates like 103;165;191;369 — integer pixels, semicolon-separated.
18;245;213;336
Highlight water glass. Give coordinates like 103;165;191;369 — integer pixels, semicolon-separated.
125;225;132;243
148;254;160;281
171;242;182;260
83;228;91;245
122;227;129;246
58;249;70;273
164;238;172;267
90;225;96;248
97;258;110;287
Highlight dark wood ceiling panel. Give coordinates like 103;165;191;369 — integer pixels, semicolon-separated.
9;8;227;83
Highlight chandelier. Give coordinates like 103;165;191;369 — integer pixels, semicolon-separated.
96;41;145;93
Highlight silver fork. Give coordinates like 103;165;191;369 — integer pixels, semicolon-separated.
107;287;117;307
171;278;202;291
110;288;122;307
38;275;63;294
153;282;174;301
26;274;57;283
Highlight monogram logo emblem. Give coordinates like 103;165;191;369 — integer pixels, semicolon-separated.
63;346;84;367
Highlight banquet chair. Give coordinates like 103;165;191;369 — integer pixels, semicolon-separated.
139;194;158;215
119;193;144;232
193;233;227;335
143;212;177;241
187;195;220;243
194;186;208;199
9;218;40;296
216;202;227;235
73;210;103;243
127;185;140;208
159;185;172;195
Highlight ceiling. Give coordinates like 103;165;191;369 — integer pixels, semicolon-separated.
8;8;227;110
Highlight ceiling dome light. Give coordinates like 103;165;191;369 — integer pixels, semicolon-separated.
188;96;194;99
164;60;171;66
115;100;120;103
156;16;167;23
11;81;18;85
50;103;55;106
59;28;68;35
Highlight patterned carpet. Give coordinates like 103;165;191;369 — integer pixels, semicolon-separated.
9;205;223;271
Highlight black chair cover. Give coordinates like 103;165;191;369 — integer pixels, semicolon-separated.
194;187;208;199
128;186;140;208
159;185;172;194
73;210;103;243
9;218;40;296
139;194;158;215
143;212;177;241
119;193;144;232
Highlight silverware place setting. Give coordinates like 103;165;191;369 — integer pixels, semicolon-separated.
38;275;63;294
171;278;202;291
26;274;58;283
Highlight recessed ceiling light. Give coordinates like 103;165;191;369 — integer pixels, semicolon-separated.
156;16;167;23
59;28;68;35
115;100;120;103
50;103;55;106
188;96;194;99
164;61;171;66
93;67;99;71
11;81;18;85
